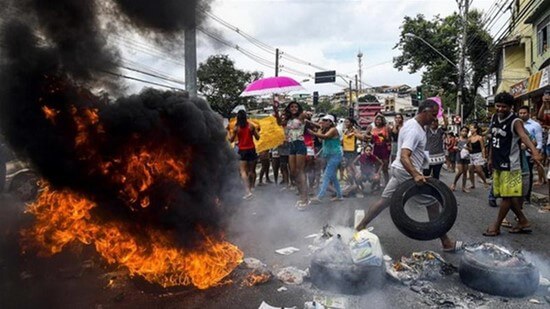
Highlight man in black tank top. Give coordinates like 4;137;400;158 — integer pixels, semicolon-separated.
484;92;542;236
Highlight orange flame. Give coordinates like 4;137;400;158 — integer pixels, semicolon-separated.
42;106;59;124
242;272;271;287
23;186;244;289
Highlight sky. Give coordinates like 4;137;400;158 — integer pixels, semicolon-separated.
118;0;508;96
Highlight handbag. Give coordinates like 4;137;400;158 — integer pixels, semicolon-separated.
460;148;470;160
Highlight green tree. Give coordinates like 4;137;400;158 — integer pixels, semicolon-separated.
315;99;332;114
331;105;348;118
393;10;494;119
197;55;262;118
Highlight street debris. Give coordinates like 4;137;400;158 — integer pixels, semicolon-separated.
529;298;541;304
258;301;296;309
275;266;308;285
277;286;287;292
275;247;300;255
304;301;325;309
312;295;347;308
385;251;456;285
305;233;320;239
242;266;272;286
349;229;383;266
408;281;487;308
539;276;550;286
243;257;266;269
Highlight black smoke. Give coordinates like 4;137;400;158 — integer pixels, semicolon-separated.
0;0;239;248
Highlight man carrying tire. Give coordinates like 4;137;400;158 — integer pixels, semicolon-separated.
483;92;542;236
356;99;461;252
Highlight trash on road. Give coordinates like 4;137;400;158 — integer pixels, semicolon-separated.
275;266;308;285
385;250;456;285
313;295;347;309
275;247;300;255
304;301;325;309
258;301;296;309
243;257;266;269
529;299;541;304
349;229;383;266
277;286;287;292
242;266;272;286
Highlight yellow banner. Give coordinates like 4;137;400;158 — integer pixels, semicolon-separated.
227;115;285;153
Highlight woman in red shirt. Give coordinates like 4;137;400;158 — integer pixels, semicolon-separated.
230;110;260;200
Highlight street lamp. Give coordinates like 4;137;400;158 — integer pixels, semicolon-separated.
403;33;458;69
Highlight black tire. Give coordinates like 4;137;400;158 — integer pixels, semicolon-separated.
389;178;457;240
9;172;39;202
310;258;384;294
459;251;539;297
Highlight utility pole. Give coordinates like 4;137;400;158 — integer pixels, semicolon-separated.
184;27;197;96
349;80;353;107
357;50;363;93
275;48;279;77
457;0;469;123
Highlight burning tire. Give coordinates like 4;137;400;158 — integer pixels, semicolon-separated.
8;172;39;202
389;178;457;240
459;250;539;297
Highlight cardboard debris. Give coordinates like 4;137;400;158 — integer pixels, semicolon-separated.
258;301;296;309
275;247;300;255
385;251;456;285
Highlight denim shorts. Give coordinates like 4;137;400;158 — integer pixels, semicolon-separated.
289;140;307;155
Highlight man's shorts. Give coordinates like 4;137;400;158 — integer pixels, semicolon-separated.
381;168;438;207
289;140;307;155
238;149;258;162
492;170;522;197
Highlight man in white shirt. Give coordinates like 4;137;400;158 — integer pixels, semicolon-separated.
356;100;461;252
518;106;544;204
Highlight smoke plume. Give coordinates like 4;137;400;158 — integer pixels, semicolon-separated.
0;0;239;248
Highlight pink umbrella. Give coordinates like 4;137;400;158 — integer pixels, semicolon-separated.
239;76;305;97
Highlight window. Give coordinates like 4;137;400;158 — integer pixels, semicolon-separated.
537;15;549;55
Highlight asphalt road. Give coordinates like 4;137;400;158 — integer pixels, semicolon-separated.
1;171;550;308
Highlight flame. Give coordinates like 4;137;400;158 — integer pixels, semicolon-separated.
23;186;244;289
42;106;59;123
242;271;271;287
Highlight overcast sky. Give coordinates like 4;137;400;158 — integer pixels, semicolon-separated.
119;0;507;95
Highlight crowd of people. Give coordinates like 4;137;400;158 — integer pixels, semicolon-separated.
228;90;550;241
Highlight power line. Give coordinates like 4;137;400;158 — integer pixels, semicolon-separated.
101;70;184;91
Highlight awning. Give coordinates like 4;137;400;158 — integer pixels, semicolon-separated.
510;65;550;99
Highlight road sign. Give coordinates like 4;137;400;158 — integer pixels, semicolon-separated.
315;71;336;84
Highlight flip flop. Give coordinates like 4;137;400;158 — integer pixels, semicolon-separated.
443;240;464;252
509;226;532;234
483;229;500;237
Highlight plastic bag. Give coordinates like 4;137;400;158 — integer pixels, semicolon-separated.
349;229;383;266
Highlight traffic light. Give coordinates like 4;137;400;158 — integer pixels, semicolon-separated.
313;91;319;106
348;107;354;118
416;86;423;100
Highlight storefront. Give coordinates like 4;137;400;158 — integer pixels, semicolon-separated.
510;64;550;110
